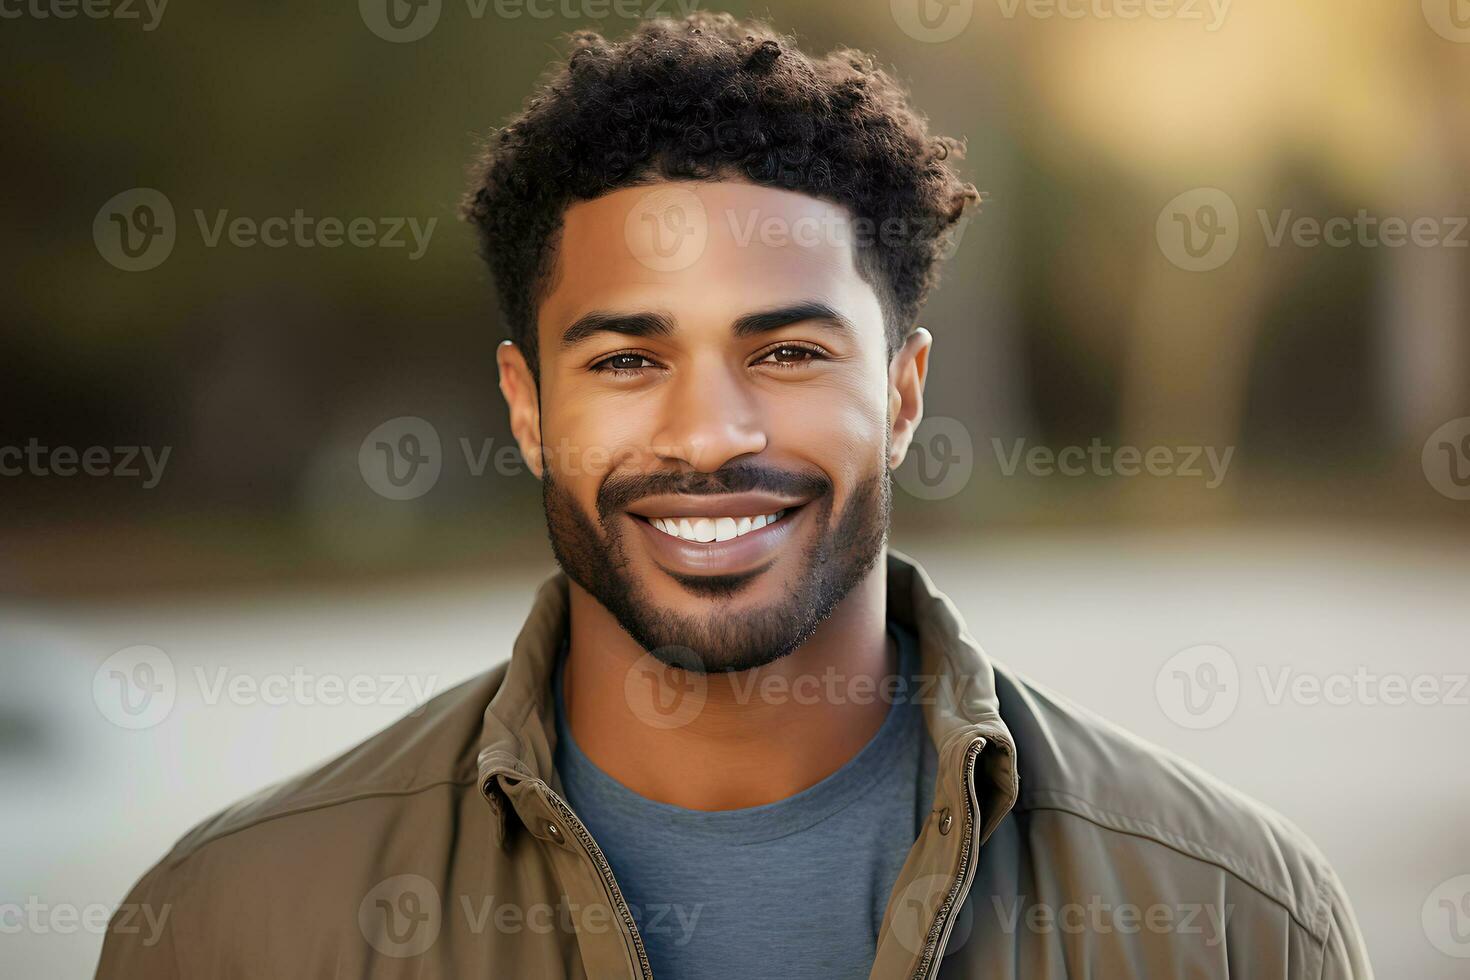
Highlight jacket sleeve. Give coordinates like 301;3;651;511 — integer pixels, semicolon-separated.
1318;867;1374;980
94;861;185;980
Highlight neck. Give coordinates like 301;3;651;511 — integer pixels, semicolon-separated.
561;561;896;810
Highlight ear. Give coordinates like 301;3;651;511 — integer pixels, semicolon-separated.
497;340;544;479
886;327;932;470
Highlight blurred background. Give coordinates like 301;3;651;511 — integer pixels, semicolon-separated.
3;0;1469;976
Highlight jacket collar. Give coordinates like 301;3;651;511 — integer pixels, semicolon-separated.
475;549;1019;847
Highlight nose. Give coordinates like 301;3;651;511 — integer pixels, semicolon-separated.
650;358;768;472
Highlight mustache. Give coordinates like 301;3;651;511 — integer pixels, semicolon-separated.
596;463;832;521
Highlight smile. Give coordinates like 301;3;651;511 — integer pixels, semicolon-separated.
645;510;788;543
626;493;812;579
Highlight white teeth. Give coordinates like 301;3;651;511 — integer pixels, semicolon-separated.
647;510;787;542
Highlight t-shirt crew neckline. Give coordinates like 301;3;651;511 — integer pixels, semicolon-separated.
552;623;923;847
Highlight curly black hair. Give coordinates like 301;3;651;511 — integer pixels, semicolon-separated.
462;12;980;378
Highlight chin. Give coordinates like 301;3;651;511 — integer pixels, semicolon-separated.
609;569;846;674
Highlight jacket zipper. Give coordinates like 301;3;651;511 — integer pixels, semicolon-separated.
543;786;655;980
911;738;984;980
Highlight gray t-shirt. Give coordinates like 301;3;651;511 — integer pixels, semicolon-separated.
552;623;937;979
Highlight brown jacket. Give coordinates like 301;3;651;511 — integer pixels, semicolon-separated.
97;551;1372;978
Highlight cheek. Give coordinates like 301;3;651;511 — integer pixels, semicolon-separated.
539;382;653;493
769;372;890;493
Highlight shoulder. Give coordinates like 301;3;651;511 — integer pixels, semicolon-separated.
990;663;1353;949
98;665;524;977
149;663;505;877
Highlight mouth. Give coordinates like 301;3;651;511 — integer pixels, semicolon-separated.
641;509;790;543
625;493;812;579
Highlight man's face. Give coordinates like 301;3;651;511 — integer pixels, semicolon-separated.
499;180;928;672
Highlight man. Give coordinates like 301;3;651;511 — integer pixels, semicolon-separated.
98;13;1371;979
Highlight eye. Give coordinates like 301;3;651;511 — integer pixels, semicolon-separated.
753;343;827;369
591;352;658;375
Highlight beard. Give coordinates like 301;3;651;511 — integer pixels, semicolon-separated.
542;451;891;674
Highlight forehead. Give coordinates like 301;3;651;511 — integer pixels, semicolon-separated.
538;180;884;341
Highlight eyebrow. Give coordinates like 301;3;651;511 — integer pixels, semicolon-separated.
731;301;857;339
559;301;855;349
560;310;676;349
